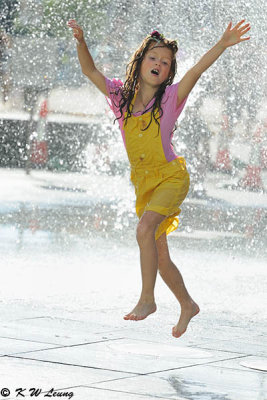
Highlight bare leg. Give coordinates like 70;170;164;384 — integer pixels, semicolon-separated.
156;233;200;337
124;211;165;321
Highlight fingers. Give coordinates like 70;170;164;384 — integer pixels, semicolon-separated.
240;25;250;35
235;19;251;33
235;19;246;29
240;36;250;42
67;19;81;30
67;19;77;25
67;19;76;27
67;19;84;41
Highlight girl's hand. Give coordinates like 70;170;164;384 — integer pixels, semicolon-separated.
67;19;84;43
221;19;250;48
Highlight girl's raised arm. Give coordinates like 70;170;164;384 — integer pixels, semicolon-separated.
67;19;108;96
177;19;251;107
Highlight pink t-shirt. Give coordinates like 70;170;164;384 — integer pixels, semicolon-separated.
105;77;188;162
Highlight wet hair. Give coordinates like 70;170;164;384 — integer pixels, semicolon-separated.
114;34;178;132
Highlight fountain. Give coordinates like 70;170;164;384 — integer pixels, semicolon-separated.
0;1;267;397
0;0;266;251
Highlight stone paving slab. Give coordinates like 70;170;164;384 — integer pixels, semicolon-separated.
91;363;267;400
0;316;123;346
107;316;266;352
9;338;245;375
211;355;267;371
0;337;59;357
189;337;267;357
0;356;134;399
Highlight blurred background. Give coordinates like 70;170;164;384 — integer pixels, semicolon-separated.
0;0;266;258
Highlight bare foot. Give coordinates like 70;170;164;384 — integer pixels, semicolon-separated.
124;301;157;321
172;300;200;338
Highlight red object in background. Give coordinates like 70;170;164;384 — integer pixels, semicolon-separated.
239;125;264;191
241;166;263;190
31;99;49;164
215;148;232;171
39;99;48;118
261;148;267;169
31;140;48;164
29;218;40;233
244;208;264;240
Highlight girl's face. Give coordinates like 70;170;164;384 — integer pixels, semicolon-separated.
139;44;173;87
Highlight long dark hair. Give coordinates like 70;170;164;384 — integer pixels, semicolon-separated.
114;33;178;131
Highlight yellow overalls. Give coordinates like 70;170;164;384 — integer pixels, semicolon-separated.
124;103;190;240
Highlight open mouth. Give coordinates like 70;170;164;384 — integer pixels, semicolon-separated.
151;69;159;76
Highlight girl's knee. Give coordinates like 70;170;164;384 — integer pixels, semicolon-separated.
136;211;166;244
136;219;157;243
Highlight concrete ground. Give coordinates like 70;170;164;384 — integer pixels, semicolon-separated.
0;168;266;400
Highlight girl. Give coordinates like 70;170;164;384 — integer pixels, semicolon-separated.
67;19;250;338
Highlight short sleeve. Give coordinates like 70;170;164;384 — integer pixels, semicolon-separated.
105;77;124;120
163;81;188;121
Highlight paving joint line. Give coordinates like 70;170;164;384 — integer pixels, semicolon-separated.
139;354;252;376
5;355;143;375
2;336;125;357
188;344;257;356
0;335;61;346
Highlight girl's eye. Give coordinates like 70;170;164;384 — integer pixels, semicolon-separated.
163;61;168;65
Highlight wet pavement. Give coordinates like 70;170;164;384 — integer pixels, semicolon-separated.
0;168;267;400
